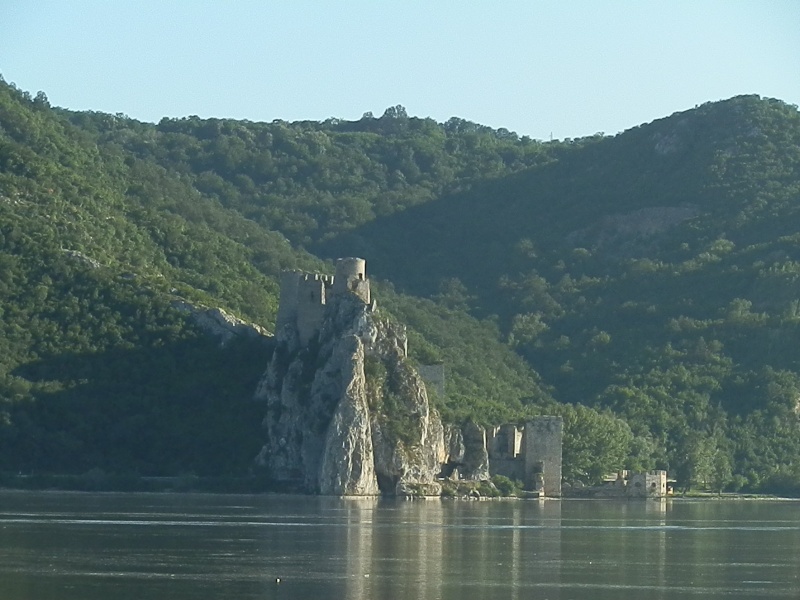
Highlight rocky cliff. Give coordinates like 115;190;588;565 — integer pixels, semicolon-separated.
173;300;273;346
255;286;448;496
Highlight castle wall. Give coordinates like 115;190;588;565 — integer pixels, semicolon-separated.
626;471;668;498
489;457;525;481
588;470;669;498
489;424;523;459
276;271;303;332
276;258;370;346
487;425;525;483
295;275;331;345
524;416;563;497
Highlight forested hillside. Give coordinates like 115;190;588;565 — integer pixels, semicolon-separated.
2;74;799;493
0;79;546;483
323;96;800;491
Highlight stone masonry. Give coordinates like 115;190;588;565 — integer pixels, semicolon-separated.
524;417;563;497
276;257;371;346
486;417;563;497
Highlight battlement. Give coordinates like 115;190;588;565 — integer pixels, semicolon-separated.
300;273;334;286
276;258;372;345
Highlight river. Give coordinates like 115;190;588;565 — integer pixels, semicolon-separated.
0;490;798;599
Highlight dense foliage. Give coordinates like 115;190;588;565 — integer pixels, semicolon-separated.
2;74;800;493
0;79;542;480
318;96;800;492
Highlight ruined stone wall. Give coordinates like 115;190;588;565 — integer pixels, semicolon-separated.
486;425;525;485
275;270;303;332
524;416;563;497
296;274;332;345
489;458;525;481
627;470;668;497
489;424;523;459
648;470;668;497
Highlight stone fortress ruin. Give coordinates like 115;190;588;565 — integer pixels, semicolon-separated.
485;418;563;497
276;257;372;346
597;470;668;498
261;257;666;498
484;423;667;498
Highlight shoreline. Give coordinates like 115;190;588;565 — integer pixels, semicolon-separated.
1;483;797;502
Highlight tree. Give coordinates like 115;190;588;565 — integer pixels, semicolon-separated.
559;404;633;483
435;277;473;311
382;105;408;120
33;91;50;110
509;312;549;347
674;431;732;493
709;450;733;495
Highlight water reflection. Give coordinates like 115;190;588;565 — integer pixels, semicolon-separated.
0;492;798;600
649;499;667;592
337;499;566;599
342;499;373;599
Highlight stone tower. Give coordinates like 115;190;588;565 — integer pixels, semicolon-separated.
274;258;371;346
524;416;563;497
275;270;302;332
333;257;370;304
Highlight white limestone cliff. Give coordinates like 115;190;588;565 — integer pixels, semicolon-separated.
173;301;272;346
255;285;445;496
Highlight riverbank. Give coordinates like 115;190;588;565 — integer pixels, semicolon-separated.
0;472;275;494
3;471;799;499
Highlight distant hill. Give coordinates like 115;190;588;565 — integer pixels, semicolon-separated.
322;95;800;491
2;75;799;493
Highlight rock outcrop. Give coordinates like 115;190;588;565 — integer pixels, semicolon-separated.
252;260;568;498
255;259;447;496
173;301;272;346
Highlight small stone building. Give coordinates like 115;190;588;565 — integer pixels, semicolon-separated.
624;470;668;498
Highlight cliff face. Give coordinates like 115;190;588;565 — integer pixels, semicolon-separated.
172;301;273;346
255;291;446;496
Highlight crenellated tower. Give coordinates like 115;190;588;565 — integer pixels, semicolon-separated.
275;258;371;345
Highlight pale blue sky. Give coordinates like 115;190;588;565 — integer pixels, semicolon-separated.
2;1;798;140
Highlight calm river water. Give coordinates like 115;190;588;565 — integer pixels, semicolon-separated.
0;490;798;599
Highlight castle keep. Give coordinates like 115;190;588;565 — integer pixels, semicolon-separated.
276;257;372;345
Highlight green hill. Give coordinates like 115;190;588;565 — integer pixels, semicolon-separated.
321;95;800;491
0;79;544;483
2;75;799;493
